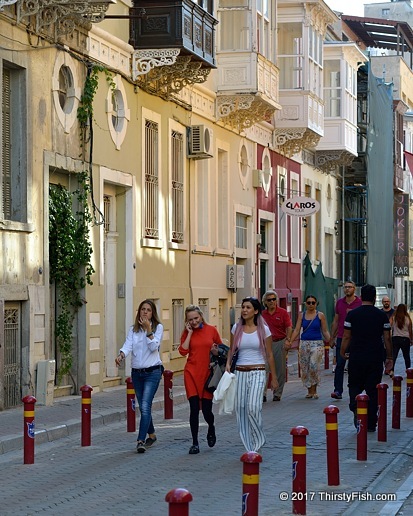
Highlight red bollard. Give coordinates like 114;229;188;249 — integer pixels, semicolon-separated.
163;369;174;420
355;394;369;461
165;488;193;516
240;451;262;516
377;383;388;442
392;375;403;429
290;426;309;515
406;369;413;418
324;341;329;369
22;395;37;464
126;377;136;432
80;385;93;446
323;405;340;486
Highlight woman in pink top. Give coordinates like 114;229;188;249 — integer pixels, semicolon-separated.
390;304;412;376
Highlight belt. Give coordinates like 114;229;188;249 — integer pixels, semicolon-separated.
235;365;266;372
132;365;162;373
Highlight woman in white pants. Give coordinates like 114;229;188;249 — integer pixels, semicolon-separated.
226;297;278;453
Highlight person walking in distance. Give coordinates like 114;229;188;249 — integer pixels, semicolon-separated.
288;295;330;399
389;303;412;377
329;281;362;400
179;305;223;455
262;290;292;402
340;284;392;432
115;299;164;453
381;296;394;320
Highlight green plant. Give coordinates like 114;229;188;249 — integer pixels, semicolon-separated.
49;172;95;381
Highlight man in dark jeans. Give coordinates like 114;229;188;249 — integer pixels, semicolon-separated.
340;284;392;432
329;281;362;400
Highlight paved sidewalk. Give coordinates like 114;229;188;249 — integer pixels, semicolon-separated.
1;352;413;515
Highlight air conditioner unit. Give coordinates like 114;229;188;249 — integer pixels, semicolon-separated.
188;125;213;159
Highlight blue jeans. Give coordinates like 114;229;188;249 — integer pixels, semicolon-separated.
334;338;346;395
132;367;162;442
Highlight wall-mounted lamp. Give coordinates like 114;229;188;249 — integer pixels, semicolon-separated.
302;217;307;228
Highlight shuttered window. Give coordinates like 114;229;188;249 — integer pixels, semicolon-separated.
2;67;11;220
171;130;184;243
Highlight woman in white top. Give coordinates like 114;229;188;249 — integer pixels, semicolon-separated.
115;299;163;453
390;303;412;376
226;296;278;453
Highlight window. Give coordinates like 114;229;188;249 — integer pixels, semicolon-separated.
324;60;341;117
172;299;184;351
144;119;159;239
315;188;321;261
218;0;250;51
171;129;184;243
217;148;229;249
236;213;248;249
290;177;299;260
304;184;312;254
58;65;73;111
1;62;27;223
52;52;79;134
257;0;270;59
278;168;287;257
278;23;303;89
196;159;209;246
198;298;209;322
382;8;390;16
106;75;130;150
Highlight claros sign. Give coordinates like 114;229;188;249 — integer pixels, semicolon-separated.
281;196;320;216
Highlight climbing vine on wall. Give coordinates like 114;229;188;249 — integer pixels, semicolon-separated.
49;172;95;381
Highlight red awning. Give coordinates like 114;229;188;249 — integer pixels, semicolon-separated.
404;150;413;176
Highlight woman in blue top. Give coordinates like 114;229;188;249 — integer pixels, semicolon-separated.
288;295;330;399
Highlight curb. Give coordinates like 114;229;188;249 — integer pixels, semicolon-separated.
0;389;187;455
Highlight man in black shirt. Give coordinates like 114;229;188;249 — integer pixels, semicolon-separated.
341;284;392;432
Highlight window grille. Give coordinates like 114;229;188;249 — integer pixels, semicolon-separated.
2;67;11;220
172;299;184;350
198;298;209;323
171;130;184;242
103;195;111;234
4;306;21;409
144;119;159;239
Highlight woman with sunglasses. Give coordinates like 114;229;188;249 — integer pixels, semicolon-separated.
226;297;278;453
288;295;330;399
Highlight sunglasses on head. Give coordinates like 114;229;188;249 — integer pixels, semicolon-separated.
306;301;316;305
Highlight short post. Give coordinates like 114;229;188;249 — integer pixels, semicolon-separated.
377;383;388;442
165;488;193;516
126;377;136;432
392;375;403;430
22;395;37;464
406;368;413;418
290;426;309;515
323;405;340;486
324;341;329;370
355;394;369;461
163;369;174;420
240;451;262;516
80;384;93;446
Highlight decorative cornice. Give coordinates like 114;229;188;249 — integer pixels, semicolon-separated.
216;94;276;131
16;0;114;38
315;150;356;172
136;54;211;99
274;128;321;157
132;49;180;80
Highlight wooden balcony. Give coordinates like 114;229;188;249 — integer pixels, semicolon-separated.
216;52;281;130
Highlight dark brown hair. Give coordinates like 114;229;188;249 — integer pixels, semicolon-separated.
133;299;161;333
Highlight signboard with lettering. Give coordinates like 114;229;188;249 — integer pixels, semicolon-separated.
280;196;320;216
394;193;409;276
